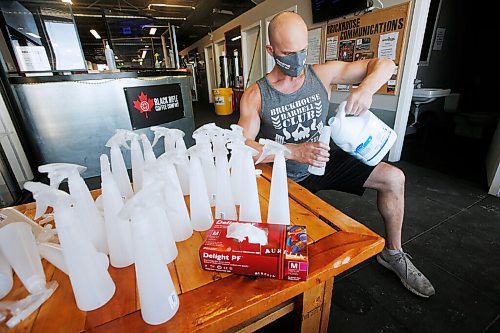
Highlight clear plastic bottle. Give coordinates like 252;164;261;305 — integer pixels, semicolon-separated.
105;42;116;70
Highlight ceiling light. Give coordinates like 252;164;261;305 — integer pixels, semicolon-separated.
154;16;186;20
148;4;195;10
61;0;72;3
90;29;101;39
142;50;147;59
75;14;146;19
142;25;170;28
149;28;157;35
231;35;241;41
26;32;41;39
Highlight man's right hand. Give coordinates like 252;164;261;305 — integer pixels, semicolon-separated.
286;142;330;167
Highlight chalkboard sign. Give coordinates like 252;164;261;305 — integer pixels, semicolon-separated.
124;84;185;130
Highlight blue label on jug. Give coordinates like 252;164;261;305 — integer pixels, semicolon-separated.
355;135;372;154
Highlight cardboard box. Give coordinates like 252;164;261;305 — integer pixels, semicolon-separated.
199;220;308;281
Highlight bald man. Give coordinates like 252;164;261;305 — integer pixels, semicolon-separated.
238;11;435;298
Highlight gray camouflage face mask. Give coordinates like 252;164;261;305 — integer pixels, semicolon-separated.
273;50;307;77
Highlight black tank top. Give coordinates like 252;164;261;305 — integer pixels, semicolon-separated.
257;65;330;182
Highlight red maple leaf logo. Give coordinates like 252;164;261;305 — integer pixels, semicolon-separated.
133;92;154;118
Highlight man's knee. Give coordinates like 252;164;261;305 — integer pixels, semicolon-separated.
383;164;405;193
369;163;405;192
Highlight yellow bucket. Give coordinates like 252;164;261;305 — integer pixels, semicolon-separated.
213;88;233;115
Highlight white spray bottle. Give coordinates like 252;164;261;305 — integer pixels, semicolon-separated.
0;250;13;298
227;124;246;205
122;181;177;264
229;142;261;222
255;139;291;225
118;192;179;325
123;130;145;192
140;133;156;163
151;126;190;195
24;182;115;311
106;129;134;200
38;163;108;254
193;124;217;206
145;154;193;241
151;125;175;152
187;145;213;231
328;101;397;166
100;154;134;268
308;125;332;176
210;129;237;220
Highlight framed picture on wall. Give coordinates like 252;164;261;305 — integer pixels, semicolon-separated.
306;27;323;65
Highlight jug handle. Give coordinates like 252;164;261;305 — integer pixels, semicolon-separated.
336;101;347;119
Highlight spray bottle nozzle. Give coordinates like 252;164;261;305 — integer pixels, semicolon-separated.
150;126;185;148
106;129;131;150
38;163;87;188
255;139;291;165
24;182;74;219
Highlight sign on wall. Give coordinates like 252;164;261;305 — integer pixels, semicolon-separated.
124;84;185;130
324;2;411;95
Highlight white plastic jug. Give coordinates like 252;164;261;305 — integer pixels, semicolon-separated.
328;101;397;166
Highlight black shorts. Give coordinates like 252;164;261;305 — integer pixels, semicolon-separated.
298;147;375;196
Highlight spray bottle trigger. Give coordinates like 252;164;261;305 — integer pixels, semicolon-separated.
34;201;49;220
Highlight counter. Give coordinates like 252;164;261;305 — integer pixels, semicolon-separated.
10;71;195;178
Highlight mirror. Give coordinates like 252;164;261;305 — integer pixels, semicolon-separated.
224;26;243;88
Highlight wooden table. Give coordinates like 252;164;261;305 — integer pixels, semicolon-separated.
2;164;384;333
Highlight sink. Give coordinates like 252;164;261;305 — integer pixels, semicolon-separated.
406;87;452;135
412;88;451;103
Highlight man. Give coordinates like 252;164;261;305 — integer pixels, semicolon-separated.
238;11;435;298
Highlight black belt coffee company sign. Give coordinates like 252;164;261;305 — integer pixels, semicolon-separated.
124;84;184;130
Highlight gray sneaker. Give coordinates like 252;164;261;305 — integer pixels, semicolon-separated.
376;250;435;298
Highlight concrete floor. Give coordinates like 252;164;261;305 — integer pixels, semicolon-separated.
192;101;500;333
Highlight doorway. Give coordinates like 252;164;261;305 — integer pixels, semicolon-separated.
204;44;217;103
241;22;262;88
400;0;499;188
214;39;225;88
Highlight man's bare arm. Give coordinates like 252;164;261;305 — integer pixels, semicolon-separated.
237;83;274;163
314;58;396;115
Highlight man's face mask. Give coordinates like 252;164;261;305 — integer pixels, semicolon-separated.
273;49;307;77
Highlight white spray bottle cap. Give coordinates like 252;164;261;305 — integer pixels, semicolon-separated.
255;139;291;164
227;124;245;144
105;129;131;150
193;123;217;138
122;129;139;141
24;182;74;219
151;126;184;148
38;163;86;188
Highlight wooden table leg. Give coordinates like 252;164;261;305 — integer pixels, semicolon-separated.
293;277;334;333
